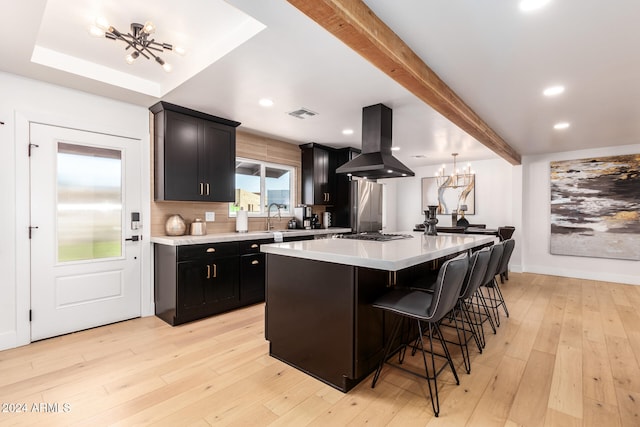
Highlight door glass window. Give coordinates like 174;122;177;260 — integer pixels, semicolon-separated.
57;143;122;262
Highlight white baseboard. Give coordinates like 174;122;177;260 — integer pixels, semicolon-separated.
523;264;640;286
0;330;20;352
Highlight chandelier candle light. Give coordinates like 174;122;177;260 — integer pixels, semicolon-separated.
90;17;184;72
435;153;475;189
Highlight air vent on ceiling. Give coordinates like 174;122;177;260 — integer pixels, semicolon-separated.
287;107;318;119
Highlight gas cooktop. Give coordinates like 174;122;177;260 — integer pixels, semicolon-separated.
339;232;414;242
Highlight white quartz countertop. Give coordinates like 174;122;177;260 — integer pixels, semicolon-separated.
150;228;351;246
260;232;495;271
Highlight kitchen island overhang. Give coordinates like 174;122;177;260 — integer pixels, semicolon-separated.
261;232;494;392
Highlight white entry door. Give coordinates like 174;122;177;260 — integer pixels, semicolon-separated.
29;123;142;341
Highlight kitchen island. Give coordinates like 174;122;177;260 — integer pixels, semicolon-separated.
261;232;494;391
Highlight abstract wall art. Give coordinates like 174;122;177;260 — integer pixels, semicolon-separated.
421;175;475;215
550;154;640;260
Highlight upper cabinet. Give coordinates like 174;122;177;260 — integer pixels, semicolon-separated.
300;142;337;205
151;102;240;202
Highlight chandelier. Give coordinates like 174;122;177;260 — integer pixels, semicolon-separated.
434;153;474;189
90;18;184;72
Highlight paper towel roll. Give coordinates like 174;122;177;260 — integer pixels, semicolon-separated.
236;209;248;232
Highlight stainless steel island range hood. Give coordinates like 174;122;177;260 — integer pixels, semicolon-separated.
336;103;414;179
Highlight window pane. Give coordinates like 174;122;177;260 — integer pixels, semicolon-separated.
234;161;261;213
57;143;122;262
265;166;291;212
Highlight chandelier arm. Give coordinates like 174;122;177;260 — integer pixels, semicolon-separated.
141;47;162;63
102;22;173;70
135;48;151;60
114;34;141;53
127;43;151;59
142;44;164;53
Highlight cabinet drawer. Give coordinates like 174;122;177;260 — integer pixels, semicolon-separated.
239;239;272;255
177;242;239;261
240;253;266;304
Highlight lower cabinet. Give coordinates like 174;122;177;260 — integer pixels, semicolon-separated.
239;240;269;305
155;242;240;325
155;239;272;326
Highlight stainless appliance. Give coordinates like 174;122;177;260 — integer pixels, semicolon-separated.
293;205;312;229
352;178;383;233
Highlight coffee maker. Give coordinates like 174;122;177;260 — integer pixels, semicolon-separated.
293;206;312;229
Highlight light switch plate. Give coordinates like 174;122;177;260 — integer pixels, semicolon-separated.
205;211;215;222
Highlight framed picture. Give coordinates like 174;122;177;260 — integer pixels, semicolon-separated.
550;154;640;260
421;175;475;215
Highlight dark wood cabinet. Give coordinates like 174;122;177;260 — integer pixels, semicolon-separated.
154;235;327;326
239;240;269;305
155;242;240;325
151;102;240;202
301;143;335;205
329;147;361;228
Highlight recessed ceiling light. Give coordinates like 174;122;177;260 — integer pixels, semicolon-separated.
391;146;400;151
259;98;274;107
519;0;551;12
554;122;570;130
543;85;565;97
342;128;354;135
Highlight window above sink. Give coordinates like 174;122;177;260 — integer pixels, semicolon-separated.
229;158;295;218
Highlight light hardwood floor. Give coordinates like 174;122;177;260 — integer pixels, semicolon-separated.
1;272;640;426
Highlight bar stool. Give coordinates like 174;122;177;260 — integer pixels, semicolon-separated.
371;253;469;417
452;247;492;368
480;241;507;326
431;248;491;374
497;238;516;283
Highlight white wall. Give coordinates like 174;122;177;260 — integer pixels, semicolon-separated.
0;72;152;351
384;158;515;231
382;158;521;270
522;144;640;285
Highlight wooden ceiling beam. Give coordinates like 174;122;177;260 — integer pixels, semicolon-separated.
287;0;521;165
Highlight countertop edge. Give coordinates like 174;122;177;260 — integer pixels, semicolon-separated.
260;234;495;271
150;228;352;246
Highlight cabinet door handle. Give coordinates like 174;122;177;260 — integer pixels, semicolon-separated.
251;244;258;249
207;265;211;279
251;260;259;265
206;183;210;196
200;182;204;196
212;263;217;278
206;248;216;253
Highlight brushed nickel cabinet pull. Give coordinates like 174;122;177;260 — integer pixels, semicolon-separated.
206;248;216;253
213;263;217;278
251;260;259;265
207;265;211;279
206;183;210;196
200;182;204;195
251;244;258;249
